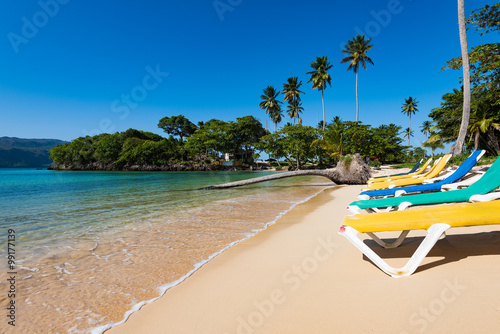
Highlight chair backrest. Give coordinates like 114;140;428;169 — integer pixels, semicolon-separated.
421;155;450;178
414;157;432;175
407;158;423;173
466;155;500;194
435;150;485;185
417;156;442;178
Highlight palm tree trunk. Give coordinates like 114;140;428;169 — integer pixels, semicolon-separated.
487;127;500;155
321;89;325;130
199;169;362;190
474;130;480;150
355;71;359;122
409;114;412;147
453;0;471;156
200;154;371;189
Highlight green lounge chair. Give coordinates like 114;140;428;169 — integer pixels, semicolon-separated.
348;156;500;214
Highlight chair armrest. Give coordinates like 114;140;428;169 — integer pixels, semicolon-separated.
469;192;500;202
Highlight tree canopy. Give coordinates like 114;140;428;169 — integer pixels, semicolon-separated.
157;115;198;142
431;3;499;156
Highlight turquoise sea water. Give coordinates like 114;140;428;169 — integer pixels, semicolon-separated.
1;169;278;244
0;168;332;333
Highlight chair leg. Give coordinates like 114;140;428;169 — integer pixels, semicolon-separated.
366;230;410;248
338;224;452;278
370;207;393;213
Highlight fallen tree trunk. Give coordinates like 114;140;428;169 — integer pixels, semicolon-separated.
200;170;339;189
200;154;371;190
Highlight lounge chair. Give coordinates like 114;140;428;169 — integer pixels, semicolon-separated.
358;151;485;199
339;199;500;277
348;155;500;214
369;158;423;180
441;168;487;191
368;158;432;184
363;155;450;191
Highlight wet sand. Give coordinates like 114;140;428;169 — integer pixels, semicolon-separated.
107;185;500;334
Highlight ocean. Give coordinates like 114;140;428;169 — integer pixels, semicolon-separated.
0;168;332;333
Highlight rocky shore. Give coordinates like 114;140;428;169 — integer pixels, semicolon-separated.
48;162;259;172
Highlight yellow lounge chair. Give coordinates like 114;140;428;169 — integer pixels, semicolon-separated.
363;155;451;191
339;200;500;277
368;158;432;184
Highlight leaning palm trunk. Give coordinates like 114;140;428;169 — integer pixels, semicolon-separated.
452;0;471;156
200;154;371;189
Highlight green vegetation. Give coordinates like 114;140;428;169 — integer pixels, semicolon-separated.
50;114;410;170
259;86;283;132
0;137;68;168
427;3;499;157
50;116;268;170
282;77;305;125
49;129;180;168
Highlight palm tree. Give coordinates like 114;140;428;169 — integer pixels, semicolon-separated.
286;99;304;124
340;34;374;122
420;120;433;155
422;133;445;158
403;127;414;155
401;96;419;148
270;108;284;132
282;77;305;124
468;112;500;151
259;86;282;132
307;56;333;131
453;0;471;156
282;77;304;102
404;127;414;140
420;120;433;139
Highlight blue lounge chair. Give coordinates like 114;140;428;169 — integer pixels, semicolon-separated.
359;151;485;199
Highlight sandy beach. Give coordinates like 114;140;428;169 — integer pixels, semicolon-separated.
106;184;500;334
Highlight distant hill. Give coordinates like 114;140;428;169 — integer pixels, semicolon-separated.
0;137;69;168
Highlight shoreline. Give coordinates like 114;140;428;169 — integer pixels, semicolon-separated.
104;185;359;334
94;184;333;334
105;184;500;334
2;170;334;333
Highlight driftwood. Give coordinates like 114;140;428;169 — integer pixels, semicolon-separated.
200;154;371;190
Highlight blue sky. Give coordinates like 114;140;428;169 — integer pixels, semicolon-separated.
1;0;498;152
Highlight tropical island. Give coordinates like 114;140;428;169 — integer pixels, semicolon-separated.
49;4;499;177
